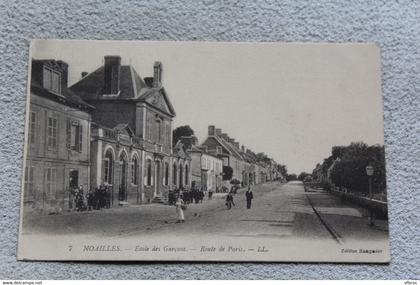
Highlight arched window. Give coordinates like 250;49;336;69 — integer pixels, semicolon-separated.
179;163;183;187
131;155;139;185
104;149;114;184
185;164;189;186
164;162;169;186
173;163;177;186
146;159;152;186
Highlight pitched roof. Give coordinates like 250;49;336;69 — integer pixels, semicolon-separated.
70;65;147;100
69;63;176;117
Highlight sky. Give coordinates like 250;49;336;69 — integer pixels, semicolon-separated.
30;40;385;174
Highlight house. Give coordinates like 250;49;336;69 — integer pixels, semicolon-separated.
178;136;223;192
201;125;253;186
24;59;94;213
70;56;187;204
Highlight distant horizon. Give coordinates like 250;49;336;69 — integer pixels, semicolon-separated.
30;40;385;174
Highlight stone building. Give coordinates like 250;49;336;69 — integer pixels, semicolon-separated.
71;56;189;204
178;136;223;192
201;125;263;186
24;59;94;213
200;125;278;188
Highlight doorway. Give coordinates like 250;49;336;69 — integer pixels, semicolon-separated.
119;153;127;201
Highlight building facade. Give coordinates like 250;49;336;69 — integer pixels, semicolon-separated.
179;136;223;192
24;59;94;213
71;56;190;205
201;125;273;187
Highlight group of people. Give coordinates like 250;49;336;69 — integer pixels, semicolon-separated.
69;185;111;212
225;186;254;210
174;186;255;223
168;187;205;205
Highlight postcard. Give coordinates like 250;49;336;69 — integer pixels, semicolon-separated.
18;40;390;262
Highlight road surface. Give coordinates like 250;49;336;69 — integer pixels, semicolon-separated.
22;181;388;244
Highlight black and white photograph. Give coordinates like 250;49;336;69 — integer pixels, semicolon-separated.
18;40;390;262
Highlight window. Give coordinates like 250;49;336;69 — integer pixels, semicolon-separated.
166;121;171;147
185;165;189;186
46;167;57;200
164;162;169;186
24;165;34;198
47;116;57;149
156;119;162;144
29;112;36;145
104;149;114;184
131;155;139;185
146;159;152;186
43;66;61;94
68;120;83;151
173;163;177;185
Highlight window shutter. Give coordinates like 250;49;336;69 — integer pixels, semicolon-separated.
66;119;71;149
78;124;83;152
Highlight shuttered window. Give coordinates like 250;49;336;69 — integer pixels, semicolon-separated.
43;67;61;94
46;167;57;200
67;120;83;152
47;116;57;149
24;165;34;199
29;112;36;145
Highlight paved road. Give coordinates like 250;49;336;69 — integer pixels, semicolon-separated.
22;181;389;243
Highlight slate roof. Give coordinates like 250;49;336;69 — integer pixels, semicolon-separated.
70;65;147;100
214;136;244;160
69;63;176;116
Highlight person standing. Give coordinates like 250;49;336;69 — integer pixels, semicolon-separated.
225;192;235;210
175;197;185;223
245;186;253;209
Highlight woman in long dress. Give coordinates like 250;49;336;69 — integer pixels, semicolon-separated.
175;197;185;223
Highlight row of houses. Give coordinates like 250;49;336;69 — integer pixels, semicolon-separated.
23;56;283;214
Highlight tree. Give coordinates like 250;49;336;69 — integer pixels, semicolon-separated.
276;164;288;178
298;172;311;181
222;165;233;181
172;125;195;147
329;142;386;195
286;174;297;181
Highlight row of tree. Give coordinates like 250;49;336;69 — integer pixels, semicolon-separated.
310;142;387;195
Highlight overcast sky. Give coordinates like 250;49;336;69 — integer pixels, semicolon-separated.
30;40;385;174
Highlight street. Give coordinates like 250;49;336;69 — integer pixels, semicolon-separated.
22;181;388;244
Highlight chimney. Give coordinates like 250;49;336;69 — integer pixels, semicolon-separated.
241;145;245;152
56;60;68;89
153;61;162;88
104;55;121;94
81;71;88;78
229;138;235;144
234;142;240;149
215;128;222;136
221;133;229;141
208;125;215;136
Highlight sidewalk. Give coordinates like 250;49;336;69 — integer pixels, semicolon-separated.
305;188;389;242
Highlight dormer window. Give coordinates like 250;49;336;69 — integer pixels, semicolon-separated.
43;66;61;94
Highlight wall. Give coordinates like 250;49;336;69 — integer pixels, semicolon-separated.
25;93;91;213
1;0;419;279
